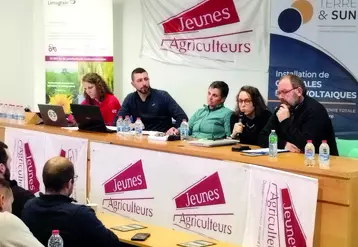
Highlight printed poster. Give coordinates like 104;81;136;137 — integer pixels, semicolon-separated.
242;165;318;247
141;0;269;71
44;134;88;203
44;0;114;113
5;128;46;195
269;0;358;134
4;128;88;203
89;142;318;246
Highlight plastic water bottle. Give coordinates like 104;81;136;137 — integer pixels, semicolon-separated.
134;117;144;136
4;104;10;121
18;105;25;123
47;230;63;247
0;104;4;119
319;140;330;168
116;116;124;133
180;119;189;140
304;140;315;167
123;115;131;132
268;130;278;157
8;105;16;122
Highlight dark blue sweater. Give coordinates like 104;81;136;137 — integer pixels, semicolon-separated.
22;194;123;247
113;88;187;132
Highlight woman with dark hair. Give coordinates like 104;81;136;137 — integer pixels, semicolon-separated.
81;73;121;125
230;86;271;145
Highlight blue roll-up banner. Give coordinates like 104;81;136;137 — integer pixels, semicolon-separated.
269;0;358;136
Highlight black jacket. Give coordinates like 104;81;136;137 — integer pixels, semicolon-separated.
9;179;34;218
258;96;338;155
113;88;188;132
230;110;272;145
22;194;123;247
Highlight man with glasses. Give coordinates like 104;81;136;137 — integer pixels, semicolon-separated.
113;67;188;135
22;156;126;247
259;74;338;155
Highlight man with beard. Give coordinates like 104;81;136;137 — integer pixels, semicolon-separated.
113;67;188;135
0;141;34;217
22;156;126;247
259;74;338;155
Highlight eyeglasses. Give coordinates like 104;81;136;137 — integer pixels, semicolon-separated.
275;87;298;96
238;99;252;105
73;175;78;182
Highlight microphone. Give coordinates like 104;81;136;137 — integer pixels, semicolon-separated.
238;112;244;124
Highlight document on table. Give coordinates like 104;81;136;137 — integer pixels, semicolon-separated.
241;148;288;156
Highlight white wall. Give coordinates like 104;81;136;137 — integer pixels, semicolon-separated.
0;0;268;117
0;0;35;108
114;0;269;118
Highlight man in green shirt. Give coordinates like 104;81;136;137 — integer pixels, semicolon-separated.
189;81;232;140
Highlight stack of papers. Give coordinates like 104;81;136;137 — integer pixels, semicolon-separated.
241;148;288;156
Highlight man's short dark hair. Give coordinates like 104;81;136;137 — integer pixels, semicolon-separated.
0;142;8;167
0;178;12;197
209;81;229;99
131;67;147;81
0;142;10;180
281;74;307;96
43;157;75;192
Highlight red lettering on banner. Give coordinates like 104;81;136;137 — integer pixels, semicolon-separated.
162;0;239;34
104;160;147;193
281;188;307;247
24;143;40;194
174;172;225;208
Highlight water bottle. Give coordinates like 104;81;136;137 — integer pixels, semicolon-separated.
180;119;189;140
116;116;124;133
123;115;131;132
304;140;315;167
134;117;144;136
319;140;330;168
8;105;16;122
268;130;278;157
4;104;10;121
19;105;25;123
0;104;4;119
47;230;63;247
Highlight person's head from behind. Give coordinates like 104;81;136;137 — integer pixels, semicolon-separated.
131;67;150;95
236;86;267;118
276;74;306;108
0;178;13;213
0;142;11;180
207;81;229;109
43;156;75;197
82;73;112;102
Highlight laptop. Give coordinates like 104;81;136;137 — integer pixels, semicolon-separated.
70;104;116;133
38;104;72;127
187;138;240;147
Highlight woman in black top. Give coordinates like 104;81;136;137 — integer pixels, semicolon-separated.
230;86;271;145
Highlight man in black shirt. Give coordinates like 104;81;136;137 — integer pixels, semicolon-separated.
22;156;126;247
259;74;338;155
0;141;34;217
113;68;188;134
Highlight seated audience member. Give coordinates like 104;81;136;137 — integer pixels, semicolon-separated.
22;157;125;247
230;86;272;145
81;73;121;125
189;81;232;139
113;67;188;135
0;141;34;218
0;179;44;247
259;74;338;155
